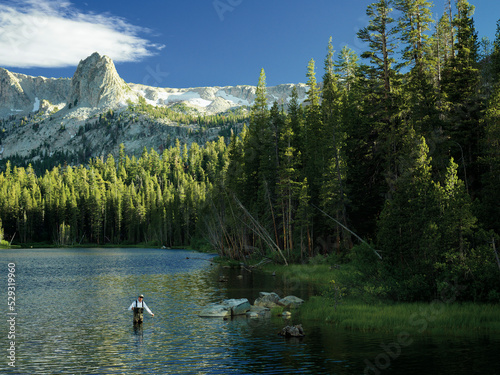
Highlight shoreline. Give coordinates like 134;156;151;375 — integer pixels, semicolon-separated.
259;263;500;334
2;243;201;250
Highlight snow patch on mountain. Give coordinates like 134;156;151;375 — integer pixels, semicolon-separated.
216;90;250;106
163;91;201;103
189;98;213;107
33;97;40;112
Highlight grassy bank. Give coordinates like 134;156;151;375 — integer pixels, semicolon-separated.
262;262;500;334
0;239;20;249
299;297;500;334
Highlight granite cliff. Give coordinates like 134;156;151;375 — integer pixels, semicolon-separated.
69;52;131;108
0;52;307;164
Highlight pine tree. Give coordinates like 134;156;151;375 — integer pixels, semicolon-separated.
277;89;301;258
445;0;455;57
226;127;245;193
118;144;127;181
68;185;79;243
479;82;500;233
357;0;399;100
268;101;284;192
430;13;454;84
492;20;500;85
377;136;439;300
334;46;360;92
304;58;323;214
340;55;383;238
395;0;434;72
243;68;269;209
441;0;483;195
296;178;312;260
357;0;409;197
435;158;477;267
88;169;105;243
321;37;351;252
396;0;438;136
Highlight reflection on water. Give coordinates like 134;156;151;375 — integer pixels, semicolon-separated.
0;248;499;374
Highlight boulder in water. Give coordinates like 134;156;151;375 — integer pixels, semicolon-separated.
199;298;251;318
278;324;305;337
254;292;280;308
278;295;304;309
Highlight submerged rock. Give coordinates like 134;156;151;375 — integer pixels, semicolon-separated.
254;292;280;308
229;299;251;316
249;305;270;313
278;324;305;337
199;298;251;318
278;296;304;309
218;275;228;282
198;303;231;318
246;305;270;319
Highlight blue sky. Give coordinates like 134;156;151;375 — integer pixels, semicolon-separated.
1;0;499;88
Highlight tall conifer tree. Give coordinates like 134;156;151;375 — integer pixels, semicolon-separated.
441;0;483;195
491;20;500;85
321;38;351;251
377;136;439;300
304;59;323;214
357;0;398;100
243;68;269;209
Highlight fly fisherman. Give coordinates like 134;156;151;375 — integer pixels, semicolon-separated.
128;294;154;324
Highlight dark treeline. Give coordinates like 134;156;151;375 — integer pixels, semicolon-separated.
1;0;500;302
207;0;500;302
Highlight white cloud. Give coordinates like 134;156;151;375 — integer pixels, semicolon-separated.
0;0;164;68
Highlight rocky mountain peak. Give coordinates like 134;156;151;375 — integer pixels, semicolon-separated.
0;53;309;163
0;68;32;112
69;52;130;108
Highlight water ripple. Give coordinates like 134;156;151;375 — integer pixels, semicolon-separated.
1;248;499;374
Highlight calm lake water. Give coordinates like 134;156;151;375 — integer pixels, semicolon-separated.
0;248;499;374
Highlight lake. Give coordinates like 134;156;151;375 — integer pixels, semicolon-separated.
1;248;499;374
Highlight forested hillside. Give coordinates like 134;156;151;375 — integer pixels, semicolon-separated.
1;0;499;302
0;139;228;247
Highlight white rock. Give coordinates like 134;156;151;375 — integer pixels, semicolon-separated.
198;303;231;318
199;298;251;318
224;298;251;316
278;296;305;309
246;312;259;319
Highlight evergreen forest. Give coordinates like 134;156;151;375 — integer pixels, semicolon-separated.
1;0;500;302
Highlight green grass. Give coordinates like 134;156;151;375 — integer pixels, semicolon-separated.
270;306;285;316
264;263;500;334
262;263;335;288
0;240;21;249
298;297;500;333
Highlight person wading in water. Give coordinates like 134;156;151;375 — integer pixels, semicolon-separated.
128;294;154;324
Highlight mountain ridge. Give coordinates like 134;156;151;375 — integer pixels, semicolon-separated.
0;52;307;118
0;52;307;165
